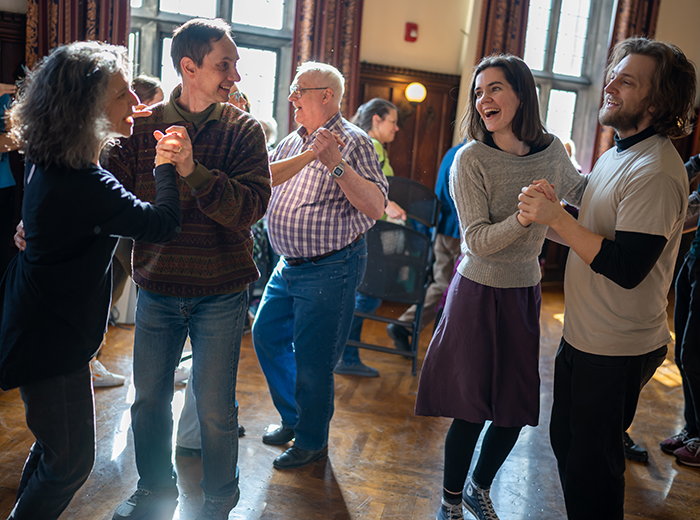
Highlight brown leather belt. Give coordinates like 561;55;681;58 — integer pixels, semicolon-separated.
285;234;364;267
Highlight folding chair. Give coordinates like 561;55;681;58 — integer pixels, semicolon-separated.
347;176;441;375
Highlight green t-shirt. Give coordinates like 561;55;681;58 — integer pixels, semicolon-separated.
372;138;393;178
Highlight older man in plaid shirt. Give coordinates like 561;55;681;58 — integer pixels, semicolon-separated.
252;62;388;470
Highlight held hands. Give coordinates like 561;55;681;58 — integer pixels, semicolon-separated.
517;179;564;226
311;128;344;171
153;126;195;176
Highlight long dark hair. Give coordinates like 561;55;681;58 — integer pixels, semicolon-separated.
352;98;397;133
9;41;127;169
462;54;549;149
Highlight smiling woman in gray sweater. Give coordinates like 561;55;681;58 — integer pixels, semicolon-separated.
415;55;586;520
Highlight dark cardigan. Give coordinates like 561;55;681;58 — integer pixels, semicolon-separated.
0;162;181;390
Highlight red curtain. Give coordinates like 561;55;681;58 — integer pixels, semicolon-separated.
26;0;130;69
590;0;660;167
291;0;364;130
476;0;531;60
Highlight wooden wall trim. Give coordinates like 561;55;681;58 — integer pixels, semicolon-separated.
0;12;26;43
358;62;461;190
359;62;461;87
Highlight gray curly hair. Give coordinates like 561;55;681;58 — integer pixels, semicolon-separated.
9;40;129;169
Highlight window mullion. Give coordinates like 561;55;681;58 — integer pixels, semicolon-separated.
544;0;563;73
219;0;232;21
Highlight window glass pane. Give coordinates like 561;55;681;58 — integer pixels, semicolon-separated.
159;40;277;122
552;0;590;76
160;38;181;96
237;47;278;120
131;0;143;8
160;0;216;18
232;0;285;31
546;89;577;142
523;0;553;72
128;32;140;81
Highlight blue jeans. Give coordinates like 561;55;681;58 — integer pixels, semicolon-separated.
131;289;246;502
11;364;94;520
341;292;381;365
252;238;367;451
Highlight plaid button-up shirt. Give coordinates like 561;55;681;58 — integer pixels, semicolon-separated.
267;112;388;258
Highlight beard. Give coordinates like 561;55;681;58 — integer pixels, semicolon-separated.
598;98;651;136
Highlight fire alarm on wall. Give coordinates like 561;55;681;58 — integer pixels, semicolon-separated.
405;22;418;42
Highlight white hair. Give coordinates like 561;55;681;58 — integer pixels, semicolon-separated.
294;61;345;108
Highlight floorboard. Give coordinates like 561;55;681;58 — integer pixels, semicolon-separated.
0;283;698;519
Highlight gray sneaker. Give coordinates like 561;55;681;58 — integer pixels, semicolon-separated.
462;477;499;520
436;498;464;520
195;487;240;520
112;488;178;520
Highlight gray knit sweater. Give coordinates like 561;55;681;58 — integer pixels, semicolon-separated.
450;137;586;288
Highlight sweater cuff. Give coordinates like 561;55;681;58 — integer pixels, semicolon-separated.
183;161;212;190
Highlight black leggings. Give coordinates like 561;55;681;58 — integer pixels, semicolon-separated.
443;418;521;492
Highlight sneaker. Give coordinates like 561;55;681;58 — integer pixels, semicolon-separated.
112;488;178;520
623;432;648;462
195;487;240;520
174;364;190;384
674;437;700;467
91;359;125;388
660;428;695;454
386;323;411;351
462;477;499;520
436;498;464;520
334;361;379;377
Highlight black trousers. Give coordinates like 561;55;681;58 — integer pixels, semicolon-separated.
10;364;95;520
549;339;666;520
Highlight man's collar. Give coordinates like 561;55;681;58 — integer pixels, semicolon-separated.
614;126;657;151
298;111;342;139
163;84;224;125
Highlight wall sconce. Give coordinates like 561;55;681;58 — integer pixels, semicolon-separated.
405;82;427;103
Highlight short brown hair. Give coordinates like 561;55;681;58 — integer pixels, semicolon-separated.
171;18;233;76
606;37;697;138
462;54;549;149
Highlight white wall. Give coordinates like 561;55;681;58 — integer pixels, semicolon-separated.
655;0;700;105
359;0;471;75
0;0;26;14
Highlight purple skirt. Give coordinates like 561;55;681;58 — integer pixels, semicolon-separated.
415;275;541;427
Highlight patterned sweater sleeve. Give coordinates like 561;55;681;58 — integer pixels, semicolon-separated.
182;115;271;231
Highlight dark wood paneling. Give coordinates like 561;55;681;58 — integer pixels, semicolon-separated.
356;63;460;190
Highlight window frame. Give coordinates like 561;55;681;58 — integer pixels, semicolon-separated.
129;0;295;145
526;0;615;172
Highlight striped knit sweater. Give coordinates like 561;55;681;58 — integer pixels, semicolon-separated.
107;98;272;297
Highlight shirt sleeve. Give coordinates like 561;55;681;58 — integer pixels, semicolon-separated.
85;165;181;244
590;230;667;289
450;149;529;257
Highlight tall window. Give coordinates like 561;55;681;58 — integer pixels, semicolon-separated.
523;0;615;171
129;0;294;146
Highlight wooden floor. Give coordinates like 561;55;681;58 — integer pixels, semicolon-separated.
1;284;699;519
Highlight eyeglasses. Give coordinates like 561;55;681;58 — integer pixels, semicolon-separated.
289;84;329;97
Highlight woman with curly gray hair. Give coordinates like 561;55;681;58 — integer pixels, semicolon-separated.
0;41;182;519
